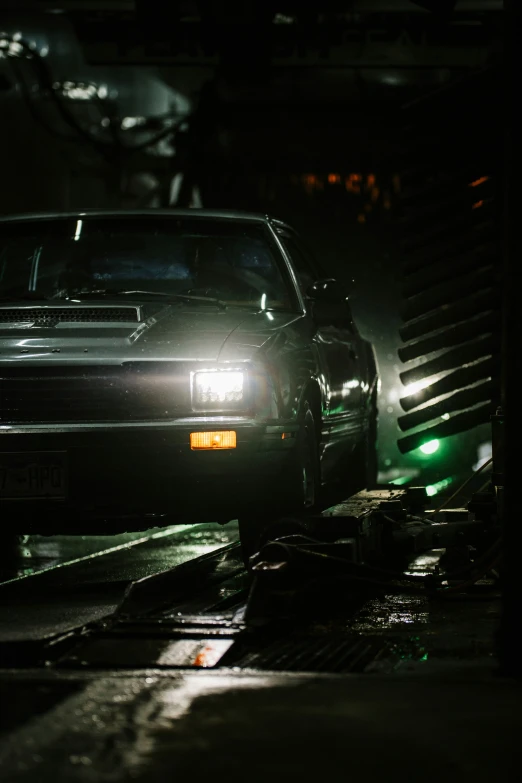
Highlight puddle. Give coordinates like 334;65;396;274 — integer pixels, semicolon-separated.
350;594;430;633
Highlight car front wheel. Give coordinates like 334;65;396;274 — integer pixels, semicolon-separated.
238;402;319;566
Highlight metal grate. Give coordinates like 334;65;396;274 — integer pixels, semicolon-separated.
0;307;139;325
230;633;383;673
395;67;502;453
0;364;190;423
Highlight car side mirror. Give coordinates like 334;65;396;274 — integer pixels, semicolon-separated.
307;279;351;325
307;278;345;302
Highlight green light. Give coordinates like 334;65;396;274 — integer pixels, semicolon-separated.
389;475;412;486
426;476;455;498
419;439;440;455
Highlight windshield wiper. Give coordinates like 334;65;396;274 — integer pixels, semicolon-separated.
111;290;225;304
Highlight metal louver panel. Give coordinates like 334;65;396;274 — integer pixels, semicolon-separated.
396;66;502;454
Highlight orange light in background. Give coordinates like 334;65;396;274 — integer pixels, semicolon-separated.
302;173;324;194
190;431;237;450
472;200;484;210
328;173;341;184
367;173;376;187
302;174;317;194
345;173;362;193
370;186;380;202
469;175;489;188
357;213;366;223
392;174;401;193
384;198;391;210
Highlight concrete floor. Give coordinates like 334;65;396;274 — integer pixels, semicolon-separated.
0;665;519;783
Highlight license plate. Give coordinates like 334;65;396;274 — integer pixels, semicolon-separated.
0;452;68;500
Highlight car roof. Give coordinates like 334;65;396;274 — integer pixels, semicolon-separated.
0;208;292;229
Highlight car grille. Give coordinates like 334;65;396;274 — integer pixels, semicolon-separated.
0;307;140;325
0;364;191;423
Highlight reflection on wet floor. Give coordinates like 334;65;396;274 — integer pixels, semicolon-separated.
0;523;239;584
404;549;445;577
157;639;235;668
349;549;440;634
2;530;160;580
351;594;430;634
0;523;241;643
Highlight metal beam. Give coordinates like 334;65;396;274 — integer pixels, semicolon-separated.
82;42;493;68
349;1;500;7
499;0;521;678
76;15;500;67
0;1;136;9
0;0;500;11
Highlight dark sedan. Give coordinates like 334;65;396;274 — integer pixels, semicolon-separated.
0;209;378;557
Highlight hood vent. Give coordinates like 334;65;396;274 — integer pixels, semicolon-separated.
0;307;140;325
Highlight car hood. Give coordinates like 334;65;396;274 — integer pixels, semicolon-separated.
0;301;303;364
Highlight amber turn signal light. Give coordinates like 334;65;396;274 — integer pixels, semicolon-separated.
190;431;237;450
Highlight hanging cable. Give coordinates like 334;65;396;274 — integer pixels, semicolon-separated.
1;34;189;158
6;37;115;155
260;528;501;594
288;546;500;597
6;56;76;142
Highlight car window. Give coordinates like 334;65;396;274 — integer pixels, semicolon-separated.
0;217;301;312
277;232;318;294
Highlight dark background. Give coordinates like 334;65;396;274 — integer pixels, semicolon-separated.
0;0;503;488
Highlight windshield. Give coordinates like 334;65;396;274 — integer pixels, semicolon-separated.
0;216;300;311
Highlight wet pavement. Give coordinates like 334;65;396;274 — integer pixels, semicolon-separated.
0;523;239;642
0;493;514;783
0;529;177;582
0;567;513;783
0;667;519;783
0;524;237;584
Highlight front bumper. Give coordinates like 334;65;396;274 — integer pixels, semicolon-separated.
0;418;300;532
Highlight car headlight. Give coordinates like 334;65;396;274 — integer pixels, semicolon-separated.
192;369;246;410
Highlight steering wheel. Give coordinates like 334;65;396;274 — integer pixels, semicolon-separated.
196;262;280;299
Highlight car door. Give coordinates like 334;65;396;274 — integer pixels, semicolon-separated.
275;228;365;467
